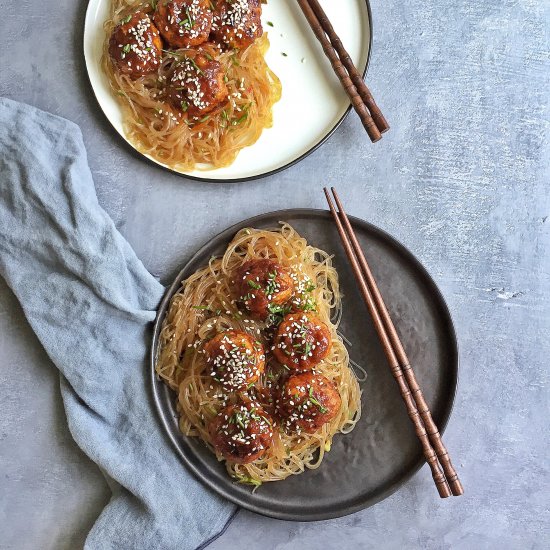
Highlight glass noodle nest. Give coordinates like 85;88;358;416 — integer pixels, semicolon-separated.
156;224;362;485
102;0;281;171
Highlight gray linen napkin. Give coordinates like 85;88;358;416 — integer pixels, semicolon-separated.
0;97;236;549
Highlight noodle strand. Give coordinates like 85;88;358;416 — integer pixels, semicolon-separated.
156;224;363;484
102;0;281;171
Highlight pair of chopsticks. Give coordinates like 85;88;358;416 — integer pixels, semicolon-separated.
297;0;389;142
324;188;464;498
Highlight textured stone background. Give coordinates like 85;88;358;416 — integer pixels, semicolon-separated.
0;0;549;548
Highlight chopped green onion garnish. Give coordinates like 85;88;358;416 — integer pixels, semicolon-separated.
247;280;261;289
187;57;204;75
233;112;248;125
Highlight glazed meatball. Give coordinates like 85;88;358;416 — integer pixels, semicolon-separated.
209;402;274;464
233;259;294;320
204;330;265;391
278;373;341;433
167;53;228;117
109;12;163;78
211;0;263;50
273;312;331;371
154;0;212;48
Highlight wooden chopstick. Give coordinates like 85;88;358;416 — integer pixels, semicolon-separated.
296;0;382;143
323;187;457;498
330;187;464;496
306;0;389;134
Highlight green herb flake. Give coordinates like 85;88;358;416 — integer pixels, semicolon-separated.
265;271;278;296
301;297;317;312
185;7;195;26
234;113;248;124
267;303;284;314
309;393;328;414
187;57;204;75
236;475;262;487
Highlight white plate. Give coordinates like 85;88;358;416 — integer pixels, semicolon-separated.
83;0;372;182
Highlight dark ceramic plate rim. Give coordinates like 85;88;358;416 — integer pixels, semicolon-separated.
84;1;373;184
150;209;459;520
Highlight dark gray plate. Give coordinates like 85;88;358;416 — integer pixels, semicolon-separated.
151;209;459;520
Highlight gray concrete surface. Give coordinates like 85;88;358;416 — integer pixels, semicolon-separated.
1;0;549;548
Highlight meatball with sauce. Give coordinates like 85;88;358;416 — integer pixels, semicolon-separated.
278;373;341;433
233;259;294;320
273;312;331;371
109;12;163;78
204;330;265;391
209;402;274;464
167;53;228;117
211;0;263;50
154;0;213;48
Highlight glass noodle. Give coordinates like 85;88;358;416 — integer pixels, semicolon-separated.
156;224;362;485
102;0;281;171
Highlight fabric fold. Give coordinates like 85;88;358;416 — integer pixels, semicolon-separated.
0;98;235;550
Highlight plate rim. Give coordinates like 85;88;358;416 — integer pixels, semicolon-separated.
83;0;373;183
150;208;460;521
